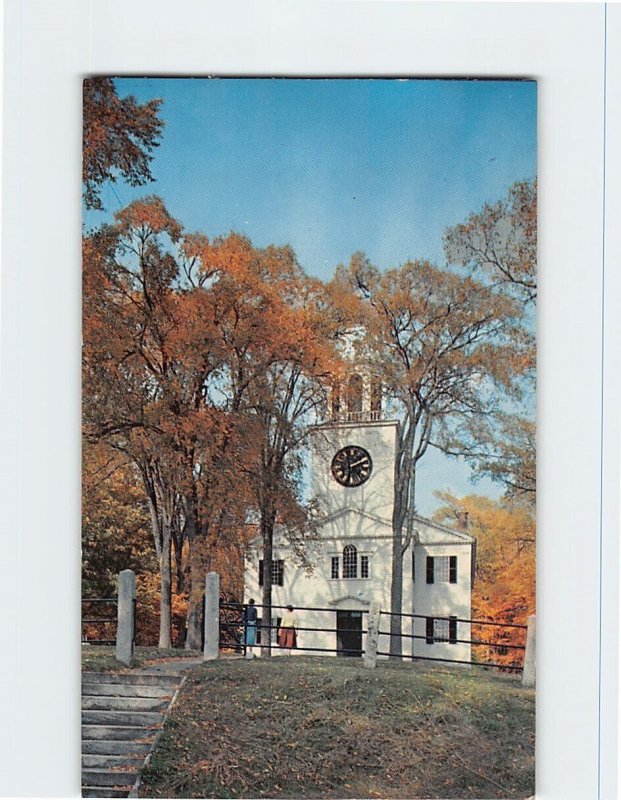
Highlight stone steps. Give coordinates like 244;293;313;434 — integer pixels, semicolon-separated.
83;740;152;756
82;724;155;742
81;670;184;798
83;671;180;687
82;753;145;769
84;683;173;698
82;695;171;712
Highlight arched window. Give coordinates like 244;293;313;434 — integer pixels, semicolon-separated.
331;382;341;418
343;544;358;579
346;374;363;414
370;379;382;414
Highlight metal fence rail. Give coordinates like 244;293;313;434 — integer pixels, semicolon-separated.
218;601;527;672
82;598;117;645
378;607;528;630
220;611;367;656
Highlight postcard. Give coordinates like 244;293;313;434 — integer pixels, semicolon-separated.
81;76;536;799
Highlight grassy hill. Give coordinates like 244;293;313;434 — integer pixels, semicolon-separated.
139;656;534;799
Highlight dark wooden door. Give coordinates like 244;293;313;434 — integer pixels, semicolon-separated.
336;610;363;657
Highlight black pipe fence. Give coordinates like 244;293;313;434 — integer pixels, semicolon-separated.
81;598;117;645
378;608;526;671
217;601;526;671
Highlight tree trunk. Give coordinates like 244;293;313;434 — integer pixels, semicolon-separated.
389;520;404;657
184;491;204;650
159;522;173;649
261;516;274;658
389;421;416;658
172;529;185;594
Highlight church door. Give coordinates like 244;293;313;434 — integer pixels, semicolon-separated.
336;610;363;657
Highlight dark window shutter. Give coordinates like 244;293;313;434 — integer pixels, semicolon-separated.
449;556;457;583
361;555;369;579
449;616;457;644
426;557;434;584
412;551;415;582
426;617;434;644
258;560;264;587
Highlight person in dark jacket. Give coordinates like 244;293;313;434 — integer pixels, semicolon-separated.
244;598;258;659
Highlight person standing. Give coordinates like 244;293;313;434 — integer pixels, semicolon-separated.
243;598;258;659
277;604;297;655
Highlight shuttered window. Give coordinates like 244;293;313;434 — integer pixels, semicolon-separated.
331;556;339;579
426;555;458;584
258;559;284;587
426;616;458;645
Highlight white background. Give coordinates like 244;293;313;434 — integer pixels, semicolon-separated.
0;2;619;798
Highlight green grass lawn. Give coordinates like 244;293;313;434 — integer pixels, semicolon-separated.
138;656;535;799
81;645;201;672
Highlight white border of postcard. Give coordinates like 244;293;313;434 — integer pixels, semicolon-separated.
1;2;619;798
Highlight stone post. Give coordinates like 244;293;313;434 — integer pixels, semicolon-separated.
115;569;136;666
364;602;381;669
203;572;220;661
521;614;536;688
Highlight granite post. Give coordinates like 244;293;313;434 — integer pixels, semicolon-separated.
115;569;136;666
521;614;536;688
203;572;220;661
364;602;381;669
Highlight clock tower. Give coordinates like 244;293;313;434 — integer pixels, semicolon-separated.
310;372;399;523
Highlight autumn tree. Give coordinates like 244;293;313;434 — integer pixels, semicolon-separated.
331;253;525;656
84;200;334;650
83;78;164;210
83;198;188;646
233;251;340;655
82;443;156;598
443;179;536;504
444;179;537;303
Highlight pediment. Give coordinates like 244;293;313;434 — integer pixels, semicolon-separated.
319;507;392;528
327;594;370;608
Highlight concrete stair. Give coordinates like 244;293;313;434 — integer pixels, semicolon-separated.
81;671;183;798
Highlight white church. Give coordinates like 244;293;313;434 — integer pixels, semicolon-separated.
244;371;475;662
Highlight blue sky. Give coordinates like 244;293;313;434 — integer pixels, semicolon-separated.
88;77;536;516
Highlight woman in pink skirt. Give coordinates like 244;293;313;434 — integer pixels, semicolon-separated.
277;605;297;653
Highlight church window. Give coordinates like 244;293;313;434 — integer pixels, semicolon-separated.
331;556;339;579
258;559;284;587
426;616;458;644
331;382;341;418
412;551;415;581
361;555;369;578
346;374;363;414
434;618;450;642
426;556;458;584
343;544;358;579
370;379;382;413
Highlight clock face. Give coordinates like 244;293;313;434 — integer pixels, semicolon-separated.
331;446;373;487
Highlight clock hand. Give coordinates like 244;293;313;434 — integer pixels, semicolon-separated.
350;458;368;469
